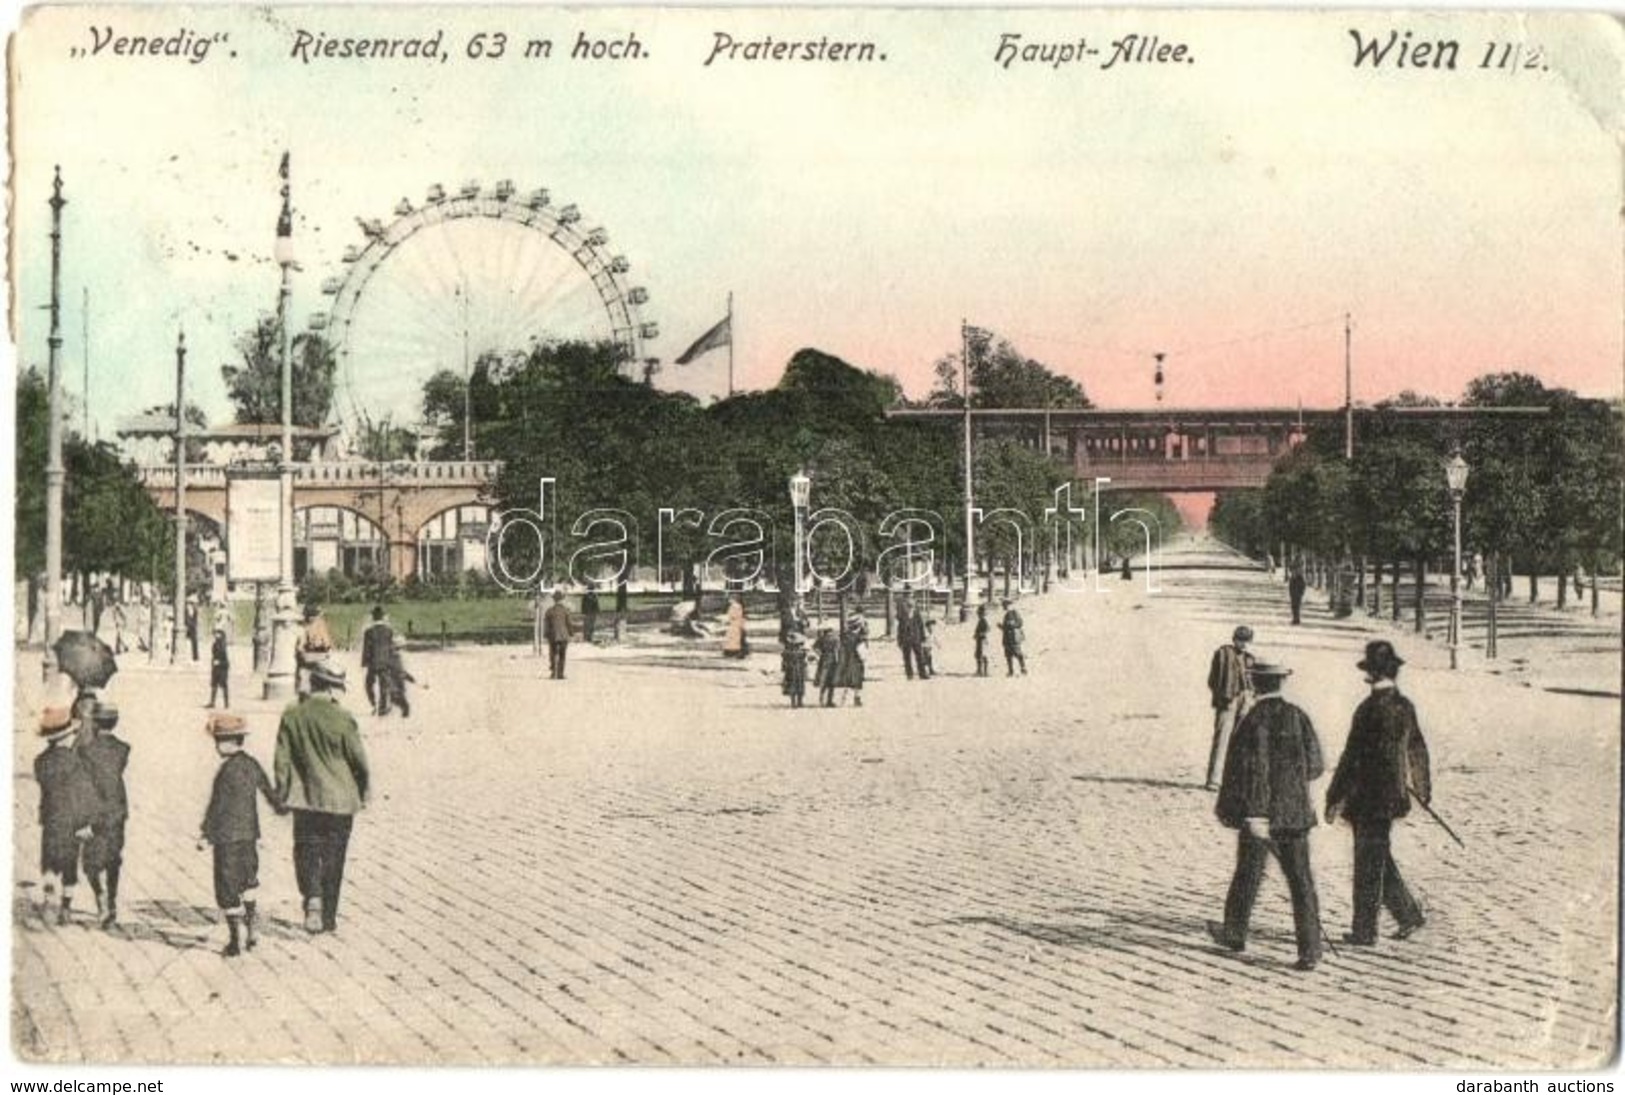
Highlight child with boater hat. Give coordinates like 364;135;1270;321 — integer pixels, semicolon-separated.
199;712;286;957
80;702;131;928
34;705;102;925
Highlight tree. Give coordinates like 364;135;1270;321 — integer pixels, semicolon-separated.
15;368;174;590
222;316;337;428
928;332;1091;409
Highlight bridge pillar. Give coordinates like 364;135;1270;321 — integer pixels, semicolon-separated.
389;538;417;582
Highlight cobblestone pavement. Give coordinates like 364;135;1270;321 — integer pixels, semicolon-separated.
11;539;1619;1066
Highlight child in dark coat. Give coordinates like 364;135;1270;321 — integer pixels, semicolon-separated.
34;706;101;925
781;631;809;708
79;703;131;928
813;627;840;708
200;713;285;956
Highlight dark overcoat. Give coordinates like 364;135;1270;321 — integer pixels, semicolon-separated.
35;744;102;841
1325;687;1431;822
1207;644;1254;708
203;752;278;844
1215;696;1325;835
79;734;130;823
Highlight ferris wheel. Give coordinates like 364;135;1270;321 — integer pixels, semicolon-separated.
309;179;658;440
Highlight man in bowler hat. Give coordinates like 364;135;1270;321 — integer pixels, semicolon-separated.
543;591;574;680
1209;661;1326;971
1325;640;1431;945
274;661;370;934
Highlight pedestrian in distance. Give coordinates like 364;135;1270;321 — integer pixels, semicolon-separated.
1205;626;1257;791
973;605;991;677
208;618;231;709
200;712;286;957
582;583;601;644
296;603;335;698
274;661;370;935
781;630;809;709
897;600;927;680
999;599;1027;676
1208;661;1326;972
1288;564;1307;626
921;618;940;678
722;594;750;659
813;626;841;708
34;706;100;926
360;605;394;715
384;633;417;718
185;596;200;662
1325;640;1431;946
543;591;574;679
79;702;130;928
837;616;868;706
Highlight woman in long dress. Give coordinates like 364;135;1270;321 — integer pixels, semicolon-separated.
722;596;749;658
836;616;868;706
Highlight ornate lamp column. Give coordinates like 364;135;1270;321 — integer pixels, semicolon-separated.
264;153;300;699
1445;450;1469;670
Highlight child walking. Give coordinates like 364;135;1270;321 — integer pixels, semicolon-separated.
973;606;991;677
200;713;285;957
80;703;130;928
813;627;840;708
34;706;101;925
781;631;809;708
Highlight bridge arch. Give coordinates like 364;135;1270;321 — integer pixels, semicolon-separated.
295;504;390;581
414;503;495;579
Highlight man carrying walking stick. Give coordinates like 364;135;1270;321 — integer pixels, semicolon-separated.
1325;640;1431;946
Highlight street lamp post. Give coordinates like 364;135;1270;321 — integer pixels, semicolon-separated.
265;153;300;700
42;168;67;682
789;469;811;596
1445;450;1469;671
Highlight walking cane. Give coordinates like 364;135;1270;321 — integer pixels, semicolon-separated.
1409;788;1466;849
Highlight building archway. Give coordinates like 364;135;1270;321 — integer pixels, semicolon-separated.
295;505;389;581
414;504;494;579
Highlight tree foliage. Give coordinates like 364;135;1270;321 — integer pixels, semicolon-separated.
222;315;338;428
15;368;174;584
927;332;1091;410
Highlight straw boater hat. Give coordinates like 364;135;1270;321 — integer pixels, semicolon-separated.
206;712;248;739
39;706;74;739
1248;661;1291;686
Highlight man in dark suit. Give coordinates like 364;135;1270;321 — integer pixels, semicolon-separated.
360;605;394;715
1209;661;1325;972
896;600;927;680
1205;625;1255;790
543;591;573;680
1325;640;1431;945
1288;565;1307;625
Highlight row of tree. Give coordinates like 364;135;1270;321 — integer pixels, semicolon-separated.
17;306;1168;606
1210;372;1623;630
419;336;1172;591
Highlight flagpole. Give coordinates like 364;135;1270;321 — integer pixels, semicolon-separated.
727;291;734;398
